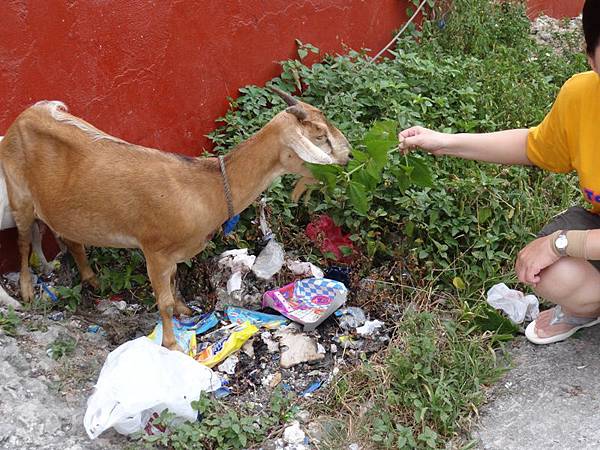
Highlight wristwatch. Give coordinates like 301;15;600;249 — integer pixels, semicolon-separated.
554;230;568;256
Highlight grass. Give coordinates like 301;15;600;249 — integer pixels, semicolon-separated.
317;307;508;449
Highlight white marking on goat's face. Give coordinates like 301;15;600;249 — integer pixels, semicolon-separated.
282;102;351;167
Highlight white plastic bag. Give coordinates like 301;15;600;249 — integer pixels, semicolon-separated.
0;283;21;310
252;239;285;280
0;137;16;230
84;337;221;439
486;283;539;324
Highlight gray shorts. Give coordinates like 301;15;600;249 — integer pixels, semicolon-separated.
537;206;600;272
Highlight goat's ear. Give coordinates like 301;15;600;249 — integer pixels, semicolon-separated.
285;105;307;121
290;134;334;164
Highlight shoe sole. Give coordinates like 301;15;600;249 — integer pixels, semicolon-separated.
525;317;600;345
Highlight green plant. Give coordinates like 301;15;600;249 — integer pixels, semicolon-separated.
89;248;149;295
0;306;20;336
47;335;77;360
55;284;82;312
321;310;507;449
140;388;296;450
207;0;587;288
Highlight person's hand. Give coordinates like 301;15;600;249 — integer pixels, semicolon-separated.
398;126;450;155
515;234;561;286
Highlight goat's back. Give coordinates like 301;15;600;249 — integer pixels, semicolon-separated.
0;102;222;253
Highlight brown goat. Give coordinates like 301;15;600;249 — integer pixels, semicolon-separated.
0;89;350;351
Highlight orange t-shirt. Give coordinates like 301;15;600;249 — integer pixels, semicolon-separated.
527;71;600;213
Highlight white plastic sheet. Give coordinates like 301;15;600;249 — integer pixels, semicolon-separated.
0;137;16;230
486;283;539;324
84;337;221;439
0;283;21;309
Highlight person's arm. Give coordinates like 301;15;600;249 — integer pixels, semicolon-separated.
398;126;534;166
516;230;600;286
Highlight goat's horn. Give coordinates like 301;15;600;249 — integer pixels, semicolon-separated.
270;87;298;106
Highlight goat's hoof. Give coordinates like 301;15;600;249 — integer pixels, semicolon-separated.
20;285;35;303
84;276;100;290
166;342;185;353
175;304;193;317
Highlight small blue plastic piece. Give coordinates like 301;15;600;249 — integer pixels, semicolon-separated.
222;214;240;235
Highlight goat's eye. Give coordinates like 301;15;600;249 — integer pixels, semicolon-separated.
316;135;327;142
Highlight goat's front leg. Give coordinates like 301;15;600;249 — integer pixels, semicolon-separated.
146;254;182;352
292;176;317;203
170;267;193;317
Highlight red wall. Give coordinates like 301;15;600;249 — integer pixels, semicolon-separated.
0;0;408;273
527;0;585;18
0;0;587;274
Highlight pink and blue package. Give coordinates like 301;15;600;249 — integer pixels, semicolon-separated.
262;277;348;331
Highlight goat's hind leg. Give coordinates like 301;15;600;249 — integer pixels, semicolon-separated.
170;267;192;317
62;238;99;289
13;204;35;302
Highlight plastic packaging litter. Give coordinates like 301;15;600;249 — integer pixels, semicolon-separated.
83;337;221;439
148;321;197;357
486;283;539;324
177;312;220;335
196;322;258;368
148;313;219;356
252;239;285;280
336;306;366;330
305;215;356;263
218;249;256;293
217;354;239;375
286;259;324;278
225;306;288;329
262;278;348;331
356;320;385;336
0;283;21;309
251;198;285;280
301;380;323;397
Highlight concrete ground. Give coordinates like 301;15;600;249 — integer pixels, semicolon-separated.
473;326;600;450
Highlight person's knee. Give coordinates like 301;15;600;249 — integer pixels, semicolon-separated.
535;257;600;307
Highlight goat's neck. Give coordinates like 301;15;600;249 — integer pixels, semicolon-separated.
222;130;284;217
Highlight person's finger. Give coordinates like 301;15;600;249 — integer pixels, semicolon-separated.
398;126;422;139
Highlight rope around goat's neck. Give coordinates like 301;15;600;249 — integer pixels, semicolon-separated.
218;155;234;220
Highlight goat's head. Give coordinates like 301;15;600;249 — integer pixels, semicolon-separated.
270;87;351;174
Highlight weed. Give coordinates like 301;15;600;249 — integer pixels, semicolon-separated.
207;0;587;290
0;306;20;336
55;284;82;312
319;309;507;449
138;388;297;449
47;335;77;360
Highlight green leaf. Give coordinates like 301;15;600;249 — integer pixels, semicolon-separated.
405;156;434;187
363;120;398;145
365;159;383;182
452;276;466;290
478;206;492;224
365;139;393;165
348;181;369;215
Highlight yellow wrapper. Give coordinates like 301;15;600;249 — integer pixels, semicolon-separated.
196;322;258;368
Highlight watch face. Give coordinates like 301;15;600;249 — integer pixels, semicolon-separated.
556;234;568;250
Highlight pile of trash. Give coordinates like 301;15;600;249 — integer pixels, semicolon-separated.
83;265;388;440
0;204;390;445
